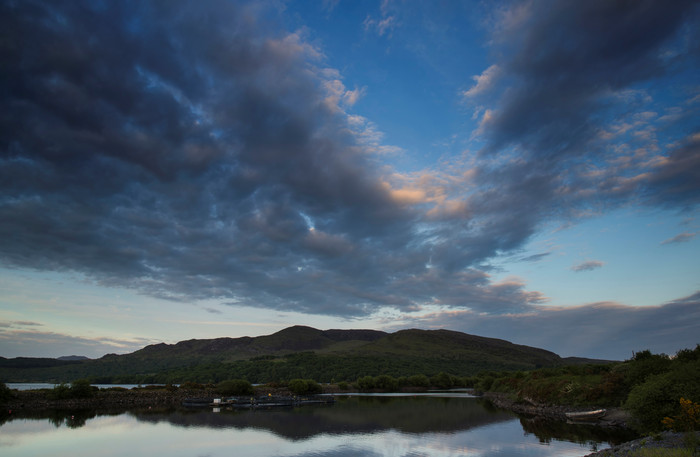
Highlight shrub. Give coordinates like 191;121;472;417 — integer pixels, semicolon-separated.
662;398;700;432
406;374;430;389
430;372;453;390
356;376;375;392
288;379;322;395
48;383;72;400
0;382;14;403
622;351;672;388
625;361;700;432
216;379;254;396
674;345;700;363
337;381;349;391
373;375;399;392
70;379;94;398
476;375;495;392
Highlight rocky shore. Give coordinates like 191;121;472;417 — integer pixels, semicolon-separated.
482;392;699;455
583;431;700;456
3;386;303;411
4;388;214;411
482;392;630;428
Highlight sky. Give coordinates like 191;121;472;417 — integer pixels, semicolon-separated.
1;0;699;361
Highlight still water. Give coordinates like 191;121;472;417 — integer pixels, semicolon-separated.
1;395;634;457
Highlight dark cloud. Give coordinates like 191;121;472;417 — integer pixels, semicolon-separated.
1;1;699;323
571;260;605;273
643;136;700;209
519;252;550;263
0;0;543;317
387;292;700;360
480;0;698;161
459;0;700;283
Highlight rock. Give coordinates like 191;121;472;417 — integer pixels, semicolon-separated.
584;431;700;456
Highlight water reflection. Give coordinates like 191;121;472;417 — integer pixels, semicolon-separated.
0;396;636;457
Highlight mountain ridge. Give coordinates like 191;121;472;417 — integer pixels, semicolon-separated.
0;326;609;383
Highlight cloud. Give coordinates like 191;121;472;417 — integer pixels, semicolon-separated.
519;252;550;263
384;292;700;360
0;324;153;358
0;1;699;326
462;65;502;100
363;0;398;37
571;260;605;272
203;307;223;315
365;15;396;37
661;232;697;245
0;1;543;318
469;1;700;216
479;1;699;156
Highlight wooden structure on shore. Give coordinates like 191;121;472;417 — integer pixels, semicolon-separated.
183;395;335;410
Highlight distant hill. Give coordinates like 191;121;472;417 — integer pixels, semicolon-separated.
0;326;607;384
57;355;91;361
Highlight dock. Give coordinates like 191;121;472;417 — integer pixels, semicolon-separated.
184;395;335;409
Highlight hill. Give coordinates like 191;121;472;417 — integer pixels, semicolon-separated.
0;326;591;384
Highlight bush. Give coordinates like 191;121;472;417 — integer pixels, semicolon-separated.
356;376;375;392
0;382;14;403
48;383;72;400
406;374;430;389
216;379;254;396
71;379;94;398
288;379;322;395
476;375;495;392
373;375;398;392
625;361;700;432
430;372;453;390
662;398;700;432
622;351;672;388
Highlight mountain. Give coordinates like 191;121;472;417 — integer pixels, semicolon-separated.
57;355;91;361
0;326;585;384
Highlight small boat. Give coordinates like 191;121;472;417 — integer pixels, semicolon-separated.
565;409;606;421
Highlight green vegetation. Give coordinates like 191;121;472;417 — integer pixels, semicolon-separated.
477;345;700;433
215;379;254;396
0;382;14;403
287;379;322;395
45;379;96;400
0;326;566;384
353;372;468;392
663;399;700;433
3;325;696;438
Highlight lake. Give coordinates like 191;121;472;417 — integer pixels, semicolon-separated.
0;394;635;456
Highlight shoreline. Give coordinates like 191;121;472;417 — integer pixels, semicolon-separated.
2;386;308;411
481;392;699;456
4;388;698;456
583;431;700;456
481;392;631;428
